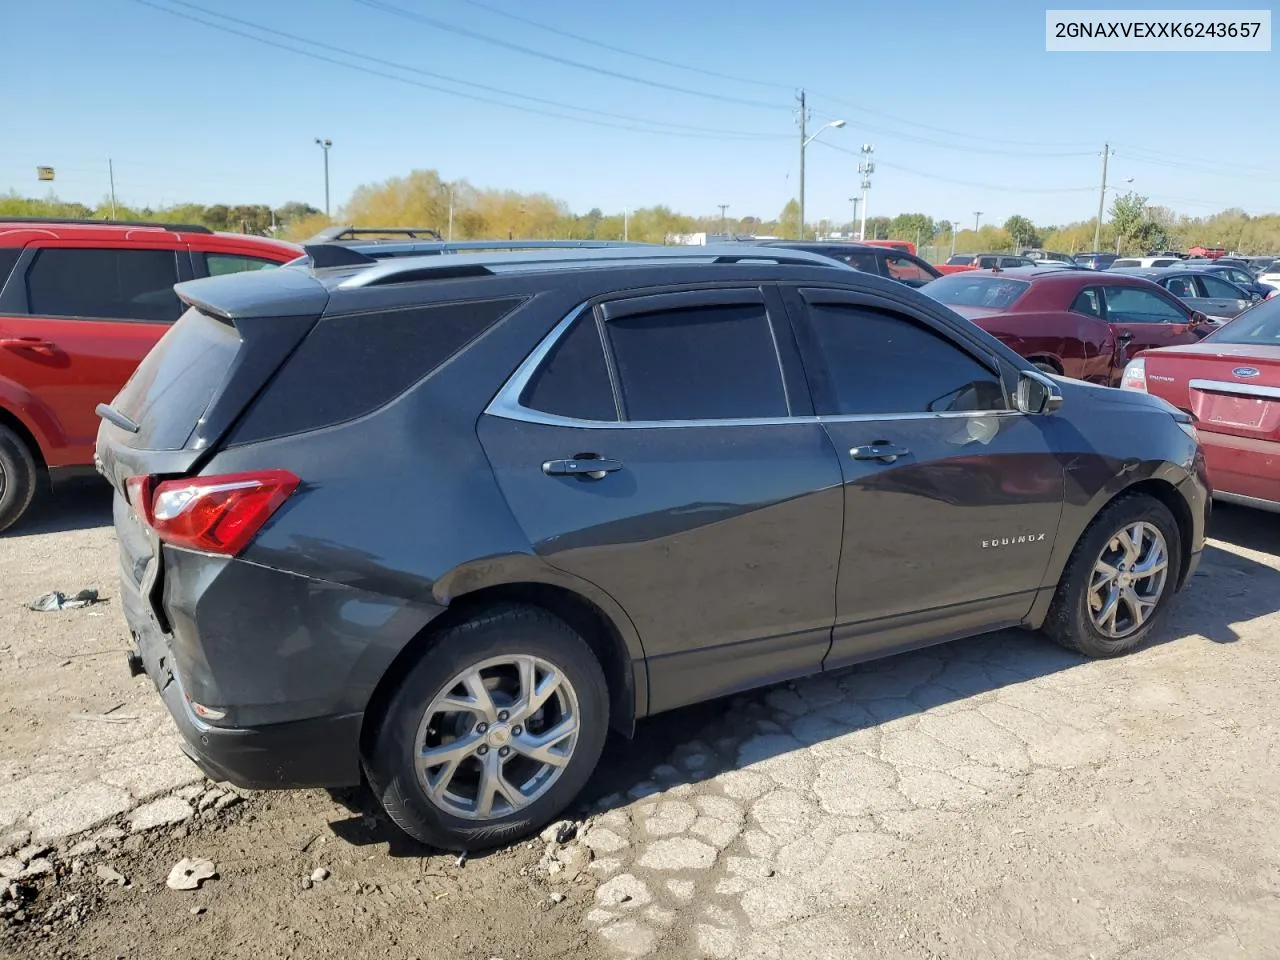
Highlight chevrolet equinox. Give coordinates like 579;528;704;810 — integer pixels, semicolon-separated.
96;244;1209;850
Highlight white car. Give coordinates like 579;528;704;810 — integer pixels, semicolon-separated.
1257;262;1280;293
1112;256;1183;268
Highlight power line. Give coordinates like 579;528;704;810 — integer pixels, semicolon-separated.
815;141;1095;194
808;109;1096;158
455;0;791;92
453;0;1098;154
350;0;788;111
129;0;787;142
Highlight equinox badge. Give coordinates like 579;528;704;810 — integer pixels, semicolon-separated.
982;533;1047;548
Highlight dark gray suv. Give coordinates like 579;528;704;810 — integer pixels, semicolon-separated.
96;244;1209;850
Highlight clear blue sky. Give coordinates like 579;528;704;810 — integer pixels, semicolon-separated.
2;0;1276;227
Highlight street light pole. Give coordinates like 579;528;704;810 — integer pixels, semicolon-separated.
314;138;332;218
718;203;729;237
973;210;983;233
848;197;860;236
950;219;959;258
796;91;845;242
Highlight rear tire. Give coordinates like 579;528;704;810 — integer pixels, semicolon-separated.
1032;361;1060;375
364;604;609;851
0;425;39;534
1043;493;1181;658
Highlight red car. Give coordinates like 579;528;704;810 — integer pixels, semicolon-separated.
922;267;1211;385
1121;297;1280;513
0;218;300;530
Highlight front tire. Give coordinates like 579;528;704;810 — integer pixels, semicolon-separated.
0;425;39;534
364;604;609;850
1043;493;1181;658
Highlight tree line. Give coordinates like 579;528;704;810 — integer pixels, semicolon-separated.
5;170;1279;257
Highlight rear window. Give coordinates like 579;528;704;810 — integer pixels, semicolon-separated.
1207;297;1280;344
26;248;181;321
113;307;242;450
922;274;1031;309
945;255;975;266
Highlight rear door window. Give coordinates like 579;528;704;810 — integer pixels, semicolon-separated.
0;249;21;295
884;255;936;283
26;248;181;321
1070;288;1103;318
520;311;618;422
1199;275;1245;299
604;301;788;421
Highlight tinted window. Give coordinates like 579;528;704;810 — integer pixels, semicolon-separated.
998;257;1029;268
924;274;1030;309
205;253;280;276
1224;269;1254;287
803;303;1005;416
945;255;975;266
1112;260;1142;268
885;255;936;283
26;248;180;321
113;307;243;450
1103;286;1186;323
521;312;617;421
977;257;998;268
0;249;20;293
832;251;879;272
606;302;787;421
231;297;523;443
1200;275;1245;299
1162;276;1198;299
1071;288;1102;318
1206;297;1280;344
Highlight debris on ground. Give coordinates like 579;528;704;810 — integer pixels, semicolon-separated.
455;851;468;868
309;867;329;883
539;820;577;844
94;865;127;887
26;589;102;612
165;858;217;891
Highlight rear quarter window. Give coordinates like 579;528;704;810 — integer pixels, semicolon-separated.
228;297;525;444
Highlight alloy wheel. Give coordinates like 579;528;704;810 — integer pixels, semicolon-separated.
1088;521;1170;639
413;654;580;820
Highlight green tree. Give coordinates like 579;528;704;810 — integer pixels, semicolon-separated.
1002;215;1040;249
777;198;800;238
888;213;935;245
1109;191;1150;253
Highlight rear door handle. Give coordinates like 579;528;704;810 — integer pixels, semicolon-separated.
0;337;57;354
542;458;624;478
850;444;910;463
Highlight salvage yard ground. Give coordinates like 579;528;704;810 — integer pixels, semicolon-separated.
2;484;1279;960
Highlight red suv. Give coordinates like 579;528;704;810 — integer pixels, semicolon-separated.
0;218;300;530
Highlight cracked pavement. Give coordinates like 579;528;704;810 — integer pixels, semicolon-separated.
3;488;1280;959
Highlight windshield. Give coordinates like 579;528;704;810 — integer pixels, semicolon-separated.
1205;298;1280;344
923;274;1031;309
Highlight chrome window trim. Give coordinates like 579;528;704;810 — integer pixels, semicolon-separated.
1189;378;1280;400
484;302;1025;430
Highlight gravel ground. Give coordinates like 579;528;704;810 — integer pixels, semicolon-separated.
2;483;1279;959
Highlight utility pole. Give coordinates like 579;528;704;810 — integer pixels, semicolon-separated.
797;90;807;240
447;183;455;242
858;144;874;241
623;207;629;242
848;197;860;236
314;138;332;218
717;203;729;238
107;158;117;220
973;211;983;233
1093;142;1112;252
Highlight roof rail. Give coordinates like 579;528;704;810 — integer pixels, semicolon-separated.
333;243;850;289
301;243;379;269
0;216;212;233
308;225;444;243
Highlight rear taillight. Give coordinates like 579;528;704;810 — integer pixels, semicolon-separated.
1120;357;1147;392
128;469;299;555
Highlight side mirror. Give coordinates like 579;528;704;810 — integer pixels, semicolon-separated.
1251;291;1263;302
1188;311;1207;326
1016;370;1064;416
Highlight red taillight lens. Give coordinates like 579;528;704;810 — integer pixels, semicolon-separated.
129;469;299;555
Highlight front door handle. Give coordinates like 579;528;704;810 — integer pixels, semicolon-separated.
850;444;910;464
0;337;57;354
542;457;624;479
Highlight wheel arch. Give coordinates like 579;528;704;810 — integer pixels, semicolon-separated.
360;565;646;759
1028;466;1199;627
